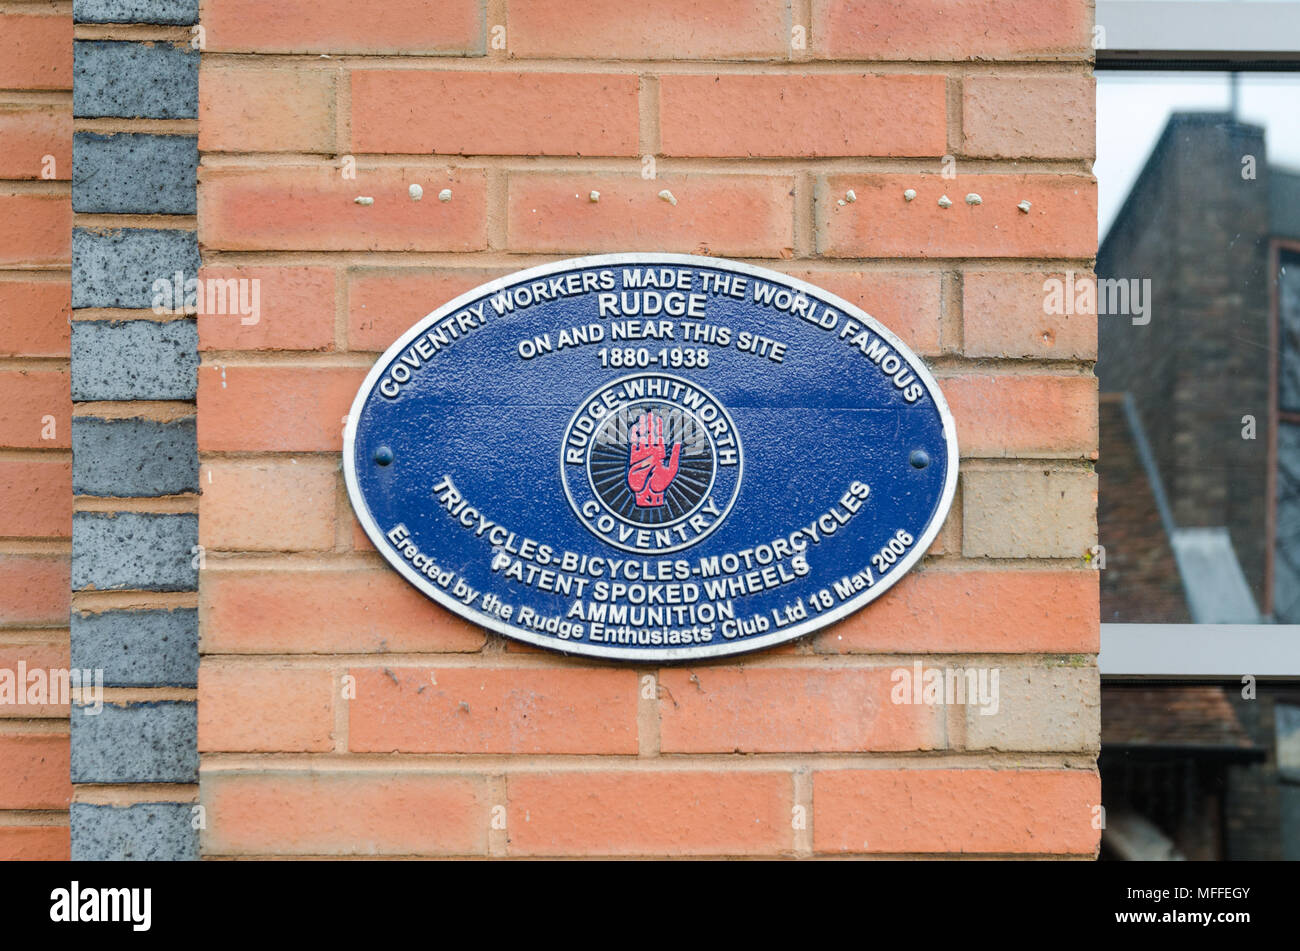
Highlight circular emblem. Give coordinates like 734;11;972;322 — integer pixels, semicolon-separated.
561;372;742;554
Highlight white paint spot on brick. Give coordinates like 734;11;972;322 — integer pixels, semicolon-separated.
965;193;982;205
354;196;374;206
658;189;677;206
1018;200;1032;213
904;188;917;201
845;189;857;203
937;194;953;208
408;184;423;201
438;188;453;202
589;190;600;202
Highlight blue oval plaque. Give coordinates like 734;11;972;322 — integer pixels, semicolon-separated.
344;254;958;661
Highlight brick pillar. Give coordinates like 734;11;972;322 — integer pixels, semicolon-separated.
68;0;200;860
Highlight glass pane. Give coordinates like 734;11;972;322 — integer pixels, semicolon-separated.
1097;71;1300;624
1101;683;1300;860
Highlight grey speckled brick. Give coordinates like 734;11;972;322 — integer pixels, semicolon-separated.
72;511;197;591
72;228;199;309
72;701;197;783
71;608;198;686
72;320;198;400
72;416;197;496
72;803;198;861
74;0;199;25
74;133;197;214
73;41;198;119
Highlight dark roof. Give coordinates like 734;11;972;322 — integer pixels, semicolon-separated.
1102;685;1259;753
1098;393;1191;622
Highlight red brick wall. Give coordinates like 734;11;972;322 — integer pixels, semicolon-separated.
196;0;1100;857
0;1;74;861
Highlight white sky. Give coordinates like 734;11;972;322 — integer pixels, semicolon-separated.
1097;72;1300;240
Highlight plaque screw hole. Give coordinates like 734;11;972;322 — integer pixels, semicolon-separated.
374;446;394;466
909;450;930;470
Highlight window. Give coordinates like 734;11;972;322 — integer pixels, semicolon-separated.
1094;0;1300;860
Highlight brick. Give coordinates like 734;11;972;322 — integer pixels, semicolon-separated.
0;195;70;267
196;266;335;351
0;643;71;717
927;500;960;557
509;173;794;257
965;666;1099;753
508;771;792;856
200;568;487;654
203;772;488;855
943;374;1097;458
661;74;946;157
813;768;1099;854
197;365;364;452
349;667;637;754
0;369;70;449
199;165;487;252
71;701;197;782
963;75;1095;160
0;280;71;357
962;468;1096;559
73;41;198;119
0;735;72;809
963;269;1098;360
74;0;199;25
71;416;198;497
0;14;72;90
71;608;198;686
199;459;336;551
351;515;375;551
0;826;69;860
817;568;1099;653
0;555;70;626
72;132;197;214
204;0;482;54
821;174;1097;259
786;269;941;355
348;268;508;351
71;511;198;591
199;67;336;154
812;0;1092;60
199;665;335;752
71;320;199;400
352;71;639;156
70;802;196;861
658;667;944;753
509;0;787;58
72;228;200;309
976;302;1098;377
0;459;71;537
0;106;72;180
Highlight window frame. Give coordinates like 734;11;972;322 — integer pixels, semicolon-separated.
1094;1;1300;679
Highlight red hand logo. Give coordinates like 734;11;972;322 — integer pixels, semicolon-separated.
627;412;681;507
